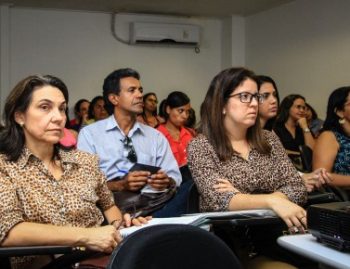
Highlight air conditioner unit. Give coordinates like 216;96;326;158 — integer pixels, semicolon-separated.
130;22;200;46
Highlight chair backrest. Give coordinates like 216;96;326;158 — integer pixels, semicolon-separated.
186;181;200;214
107;224;242;269
299;145;313;172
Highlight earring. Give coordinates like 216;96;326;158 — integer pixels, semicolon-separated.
339;118;346;124
223;110;226;115
19;122;24;127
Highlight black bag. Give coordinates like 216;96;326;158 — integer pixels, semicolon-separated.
113;184;177;217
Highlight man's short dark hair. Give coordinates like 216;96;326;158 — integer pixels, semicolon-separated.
103;68;140;113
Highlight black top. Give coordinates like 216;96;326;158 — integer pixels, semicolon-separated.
273;124;305;152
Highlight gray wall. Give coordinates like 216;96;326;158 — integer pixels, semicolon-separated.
246;0;350;118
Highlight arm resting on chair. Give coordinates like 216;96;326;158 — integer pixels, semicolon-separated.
2;222;121;254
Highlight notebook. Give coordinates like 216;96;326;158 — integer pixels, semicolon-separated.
119;215;208;238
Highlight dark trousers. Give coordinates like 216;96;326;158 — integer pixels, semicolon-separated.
152;179;193;218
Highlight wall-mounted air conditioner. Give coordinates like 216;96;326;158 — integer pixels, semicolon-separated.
130;22;200;46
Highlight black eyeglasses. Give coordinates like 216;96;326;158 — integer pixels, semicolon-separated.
228;92;264;104
121;136;137;163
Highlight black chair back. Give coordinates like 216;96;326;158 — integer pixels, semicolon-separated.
186;181;200;213
107;224;242;269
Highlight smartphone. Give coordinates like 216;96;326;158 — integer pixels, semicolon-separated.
129;163;161;174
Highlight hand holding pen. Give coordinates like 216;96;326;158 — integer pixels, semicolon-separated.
111;213;151;230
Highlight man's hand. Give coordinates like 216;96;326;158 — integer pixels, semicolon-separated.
147;170;171;190
123;171;150;191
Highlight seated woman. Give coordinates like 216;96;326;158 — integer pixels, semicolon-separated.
313;86;350;187
85;95;109;125
70;98;90;131
157;92;193;167
273;94;315;171
137;92;164;128
188;68;308;268
257;75;331;192
0;75;147;269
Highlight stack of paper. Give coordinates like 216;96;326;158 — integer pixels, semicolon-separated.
120;215;208;238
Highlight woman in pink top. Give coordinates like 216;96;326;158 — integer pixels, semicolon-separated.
157;91;194;168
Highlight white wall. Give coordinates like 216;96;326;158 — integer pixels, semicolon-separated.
1;7;224;118
246;0;350;118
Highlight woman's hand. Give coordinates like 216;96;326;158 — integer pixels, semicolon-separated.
267;193;307;233
121;213;151;228
213;179;240;193
302;168;333;192
81;225;122;253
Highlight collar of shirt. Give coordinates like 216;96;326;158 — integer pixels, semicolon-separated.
105;115;145;138
17;146;80;169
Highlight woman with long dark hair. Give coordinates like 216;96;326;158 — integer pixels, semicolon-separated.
137;92;164;128
274;94;315;152
188;67;308;268
258;76;330;192
313;87;350;186
257;75;280;131
157;91;193;168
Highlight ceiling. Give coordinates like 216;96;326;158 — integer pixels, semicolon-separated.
1;0;294;17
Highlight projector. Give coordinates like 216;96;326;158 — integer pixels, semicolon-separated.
308;202;350;252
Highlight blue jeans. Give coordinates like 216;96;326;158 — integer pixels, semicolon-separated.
152;180;193;218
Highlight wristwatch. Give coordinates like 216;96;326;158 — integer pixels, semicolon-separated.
303;127;311;133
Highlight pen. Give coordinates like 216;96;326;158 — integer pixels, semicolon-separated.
117;169;129;175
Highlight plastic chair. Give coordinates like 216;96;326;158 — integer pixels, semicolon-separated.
107;224;242;269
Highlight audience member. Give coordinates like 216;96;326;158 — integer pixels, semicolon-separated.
85;95;108;124
157;91;194;183
78;68;191;217
137;92;164;128
187;67;308;268
274;94;315;151
313;86;350;186
70;98;90;131
273;94;315;171
258;76;330;192
0;75;146;269
305;102;324;137
257;75;279;131
157;91;193;167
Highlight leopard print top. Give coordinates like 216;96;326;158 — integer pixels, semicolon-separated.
0;147;115;268
187;130;307;212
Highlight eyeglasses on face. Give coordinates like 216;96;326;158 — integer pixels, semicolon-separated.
228;92;264;104
122;136;137;163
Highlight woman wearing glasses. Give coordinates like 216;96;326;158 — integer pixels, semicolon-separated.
188;68;308;268
0;75;147;269
273;94;315;152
